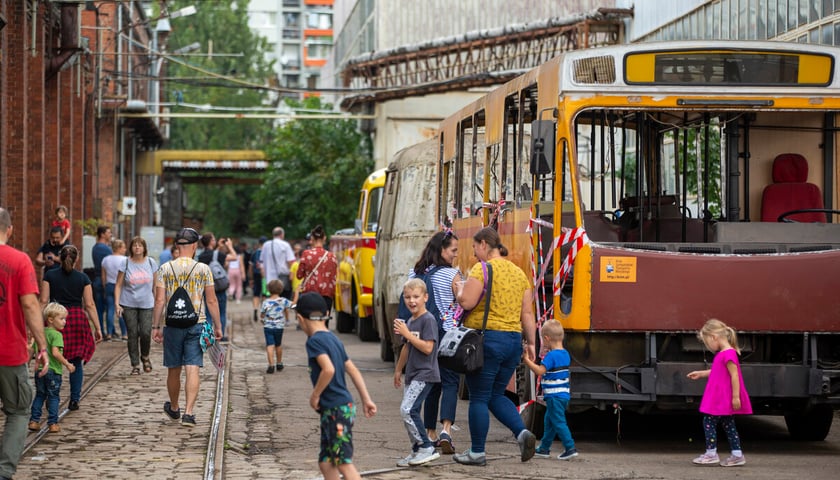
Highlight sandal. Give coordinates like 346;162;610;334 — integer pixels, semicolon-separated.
130;367;141;375
142;358;152;373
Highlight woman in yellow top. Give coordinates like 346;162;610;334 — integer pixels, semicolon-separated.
453;227;537;466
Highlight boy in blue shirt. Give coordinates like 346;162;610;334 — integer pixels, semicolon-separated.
522;319;578;460
296;292;377;480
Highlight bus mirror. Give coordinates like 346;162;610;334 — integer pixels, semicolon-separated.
354;218;363;234
530;119;555;175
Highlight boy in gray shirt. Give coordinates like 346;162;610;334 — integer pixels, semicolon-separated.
393;278;440;467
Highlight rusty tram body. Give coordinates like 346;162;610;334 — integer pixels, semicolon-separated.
434;41;840;439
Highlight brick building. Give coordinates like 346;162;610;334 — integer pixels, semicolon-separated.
0;0;161;261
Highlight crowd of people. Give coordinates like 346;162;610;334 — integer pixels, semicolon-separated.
0;207;753;480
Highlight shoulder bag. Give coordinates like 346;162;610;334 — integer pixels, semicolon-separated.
293;251;329;303
437;262;492;374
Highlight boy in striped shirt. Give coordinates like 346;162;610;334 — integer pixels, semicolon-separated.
522;319;578;460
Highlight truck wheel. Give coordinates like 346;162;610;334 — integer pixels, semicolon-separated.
336;311;354;333
784;404;834;441
357;314;379;342
380;335;394;362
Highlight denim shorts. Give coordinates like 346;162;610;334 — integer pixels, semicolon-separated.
163;322;204;368
264;327;284;346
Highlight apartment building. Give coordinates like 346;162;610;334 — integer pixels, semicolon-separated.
247;0;334;99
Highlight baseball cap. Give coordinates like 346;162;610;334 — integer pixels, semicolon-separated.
292;292;329;320
258;235;267;243
175;227;200;245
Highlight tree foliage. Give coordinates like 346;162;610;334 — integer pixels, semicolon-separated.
162;0;275;237
253;97;374;240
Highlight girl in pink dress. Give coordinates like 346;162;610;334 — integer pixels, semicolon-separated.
687;319;752;467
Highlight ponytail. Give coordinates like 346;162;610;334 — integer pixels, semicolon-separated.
59;245;79;273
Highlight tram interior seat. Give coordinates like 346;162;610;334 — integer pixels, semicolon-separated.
760;153;826;223
617;194;705;243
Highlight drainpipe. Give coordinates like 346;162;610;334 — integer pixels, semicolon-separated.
46;3;82;79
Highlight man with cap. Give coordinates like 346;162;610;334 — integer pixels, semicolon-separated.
250;236;267;322
151;227;222;428
295;292;377;480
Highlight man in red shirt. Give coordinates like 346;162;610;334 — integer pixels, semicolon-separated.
0;207;49;480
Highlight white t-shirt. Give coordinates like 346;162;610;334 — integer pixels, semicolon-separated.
101;254;127;284
261;238;295;280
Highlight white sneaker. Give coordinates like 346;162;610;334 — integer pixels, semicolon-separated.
409;447;441;466
396;452;417;467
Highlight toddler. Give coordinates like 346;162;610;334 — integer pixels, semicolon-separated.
261;279;293;373
687;318;752;467
29;303;76;433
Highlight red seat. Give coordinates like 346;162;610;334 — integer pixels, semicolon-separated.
760;154;826;223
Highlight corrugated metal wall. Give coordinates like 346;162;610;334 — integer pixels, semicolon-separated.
378;0;611;49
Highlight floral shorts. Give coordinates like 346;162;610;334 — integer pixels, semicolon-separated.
319;403;356;465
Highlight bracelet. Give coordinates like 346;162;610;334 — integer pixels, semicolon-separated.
152;326;161;330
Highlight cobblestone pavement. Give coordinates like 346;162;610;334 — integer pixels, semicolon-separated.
7;296;840;480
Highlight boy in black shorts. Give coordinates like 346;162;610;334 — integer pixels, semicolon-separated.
295;292;377;480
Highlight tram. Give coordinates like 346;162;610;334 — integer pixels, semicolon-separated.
433;41;840;439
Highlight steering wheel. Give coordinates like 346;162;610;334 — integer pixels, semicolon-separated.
777;209;840;223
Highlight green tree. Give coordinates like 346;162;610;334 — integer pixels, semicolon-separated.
162;0;276;237
254;97;374;240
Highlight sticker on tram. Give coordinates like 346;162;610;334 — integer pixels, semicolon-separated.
600;256;637;283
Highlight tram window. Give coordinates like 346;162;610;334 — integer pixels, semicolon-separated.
488;143;503;205
459;118;485;217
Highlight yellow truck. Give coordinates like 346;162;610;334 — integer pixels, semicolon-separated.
330;168;385;341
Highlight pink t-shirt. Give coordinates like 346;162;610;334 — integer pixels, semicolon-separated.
699;348;752;416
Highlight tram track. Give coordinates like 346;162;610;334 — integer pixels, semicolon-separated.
19;333;232;479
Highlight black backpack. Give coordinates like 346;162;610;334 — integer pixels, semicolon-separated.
397;265;443;321
165;262;202;329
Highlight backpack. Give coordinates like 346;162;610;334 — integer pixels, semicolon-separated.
397;266;443;321
210;250;230;292
165;262;201;329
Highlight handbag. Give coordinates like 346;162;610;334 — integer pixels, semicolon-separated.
438;262;492;374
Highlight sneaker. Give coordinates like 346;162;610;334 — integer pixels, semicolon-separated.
181;414;196;427
534;448;551;458
692;452;720;465
558;448;578;460
163;401;181;421
409;446;440;466
396;452;417;467
453;449;486;466
276;363;284;371
48;424;60;433
438;432;455;454
68;400;79;411
517;429;536;462
720;455;746;467
266;365;275;374
28;421;40;432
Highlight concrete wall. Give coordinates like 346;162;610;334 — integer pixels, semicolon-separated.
372;90;486;168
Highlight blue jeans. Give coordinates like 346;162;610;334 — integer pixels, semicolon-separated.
206;291;227;336
423;363;460;429
400;381;434;449
69;358;84;403
105;282;126;337
93;277;106;333
464;330;526;454
31;370;62;425
539;396;575;452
